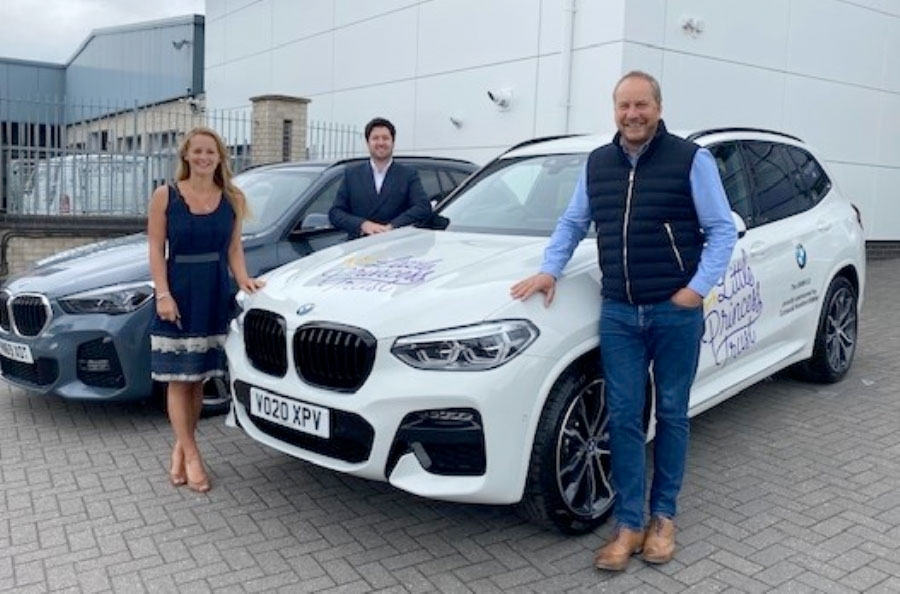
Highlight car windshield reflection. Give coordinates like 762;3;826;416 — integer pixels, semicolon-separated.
234;168;324;235
441;154;586;236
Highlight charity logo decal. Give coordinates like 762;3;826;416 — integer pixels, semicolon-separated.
317;255;441;292
702;249;763;366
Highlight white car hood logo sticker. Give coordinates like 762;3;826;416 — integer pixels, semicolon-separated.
316;255;441;292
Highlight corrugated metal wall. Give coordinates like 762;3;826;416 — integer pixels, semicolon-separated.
64;16;203;120
0;60;65;120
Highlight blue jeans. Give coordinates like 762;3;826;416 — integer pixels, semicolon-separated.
600;297;704;531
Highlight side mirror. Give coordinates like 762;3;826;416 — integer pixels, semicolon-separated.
429;190;449;209
301;213;332;230
731;211;747;239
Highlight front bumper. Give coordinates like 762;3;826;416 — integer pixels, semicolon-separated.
0;301;154;401
225;327;554;505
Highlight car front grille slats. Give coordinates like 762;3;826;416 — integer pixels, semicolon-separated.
242;310;376;392
9;295;50;337
293;323;376;392
243;309;288;376
0;292;10;332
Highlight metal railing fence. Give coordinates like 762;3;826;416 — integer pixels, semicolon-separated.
1;95;363;216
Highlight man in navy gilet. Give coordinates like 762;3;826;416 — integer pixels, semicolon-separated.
511;71;736;570
329;117;430;239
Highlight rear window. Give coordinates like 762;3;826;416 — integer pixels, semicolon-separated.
743;141;807;225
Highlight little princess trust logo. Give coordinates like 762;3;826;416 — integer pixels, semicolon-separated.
702;249;763;366
317;255;441;292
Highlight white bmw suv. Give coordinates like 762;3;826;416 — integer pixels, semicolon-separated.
224;128;864;533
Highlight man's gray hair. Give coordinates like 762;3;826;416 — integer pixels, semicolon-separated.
613;70;662;105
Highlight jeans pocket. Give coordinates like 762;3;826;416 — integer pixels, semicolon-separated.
668;297;702;311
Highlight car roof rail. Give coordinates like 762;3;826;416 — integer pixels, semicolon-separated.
475;134;587;176
687;127;803;143
325;155;475;168
327;156;366;168
500;133;587;157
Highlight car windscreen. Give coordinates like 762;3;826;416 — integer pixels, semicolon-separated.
440;153;587;236
234;168;324;235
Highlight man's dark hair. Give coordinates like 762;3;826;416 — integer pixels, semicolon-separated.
364;117;396;141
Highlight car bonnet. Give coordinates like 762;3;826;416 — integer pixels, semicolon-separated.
242;227;549;338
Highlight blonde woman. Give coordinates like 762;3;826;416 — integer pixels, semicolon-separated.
148;127;263;492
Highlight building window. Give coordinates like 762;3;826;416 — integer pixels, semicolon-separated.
282;120;292;162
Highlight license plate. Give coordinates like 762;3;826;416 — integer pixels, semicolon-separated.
249;386;330;439
0;337;33;364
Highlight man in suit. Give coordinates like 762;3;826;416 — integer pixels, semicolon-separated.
328;117;431;238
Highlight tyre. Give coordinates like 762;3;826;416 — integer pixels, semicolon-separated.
517;363;614;534
793;276;858;383
200;374;231;417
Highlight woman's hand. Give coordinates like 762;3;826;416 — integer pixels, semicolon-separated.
156;293;181;327
238;277;266;294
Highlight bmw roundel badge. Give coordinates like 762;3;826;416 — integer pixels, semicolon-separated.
296;303;315;316
795;244;807;269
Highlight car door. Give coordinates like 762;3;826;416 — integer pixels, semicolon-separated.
276;173;350;266
734;140;819;368
276;161;474;266
777;144;838;343
692;141;766;406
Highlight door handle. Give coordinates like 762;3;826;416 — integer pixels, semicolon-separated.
817;220;832;232
749;242;766;257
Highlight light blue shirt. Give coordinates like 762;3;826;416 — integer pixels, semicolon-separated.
539;147;737;298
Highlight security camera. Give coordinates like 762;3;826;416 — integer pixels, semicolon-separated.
487;88;513;110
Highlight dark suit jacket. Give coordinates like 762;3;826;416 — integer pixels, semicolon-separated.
328;161;430;238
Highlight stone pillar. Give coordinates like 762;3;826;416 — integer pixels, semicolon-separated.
250;95;311;166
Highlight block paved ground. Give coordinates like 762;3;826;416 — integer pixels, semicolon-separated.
1;259;898;593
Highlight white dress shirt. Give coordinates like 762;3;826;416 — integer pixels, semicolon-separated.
370;158;393;194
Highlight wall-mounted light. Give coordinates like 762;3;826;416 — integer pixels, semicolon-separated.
172;39;193;50
487;88;513;110
679;16;704;38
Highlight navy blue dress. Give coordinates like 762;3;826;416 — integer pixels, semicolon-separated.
150;185;234;382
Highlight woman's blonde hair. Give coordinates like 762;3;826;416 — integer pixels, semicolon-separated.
175;127;247;219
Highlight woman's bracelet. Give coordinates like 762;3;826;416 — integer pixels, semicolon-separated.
156;292;172;300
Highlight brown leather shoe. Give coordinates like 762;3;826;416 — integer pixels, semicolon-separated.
594;526;645;571
642;515;676;564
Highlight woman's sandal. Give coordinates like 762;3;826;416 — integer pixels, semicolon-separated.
185;458;211;493
187;476;211;493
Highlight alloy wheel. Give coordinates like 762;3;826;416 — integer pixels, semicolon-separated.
825;286;857;374
555;378;614;518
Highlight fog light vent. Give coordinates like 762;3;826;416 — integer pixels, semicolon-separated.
76;337;124;388
385;408;486;477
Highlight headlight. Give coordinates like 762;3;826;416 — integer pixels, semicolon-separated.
58;281;155;314
391;320;539;371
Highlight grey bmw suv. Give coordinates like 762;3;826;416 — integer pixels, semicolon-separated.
0;156;475;414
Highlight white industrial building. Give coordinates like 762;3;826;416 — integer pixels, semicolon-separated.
204;0;899;240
